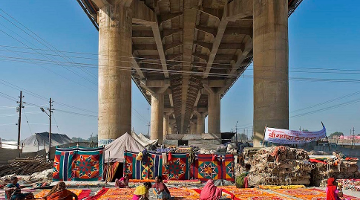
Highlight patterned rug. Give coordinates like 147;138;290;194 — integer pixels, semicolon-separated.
218;186;295;200
95;188;135;200
53;147;104;181
221;154;235;182
167;188;200;199
272;188;360;200
162;154;189;180
124;151;190;180
34;189;91;199
193;154;222;181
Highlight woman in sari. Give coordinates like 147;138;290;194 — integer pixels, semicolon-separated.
326;178;341;200
115;176;129;188
132;182;152;200
200;179;222;200
152;176;171;200
43;182;78;200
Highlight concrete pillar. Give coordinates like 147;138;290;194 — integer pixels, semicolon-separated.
208;91;221;134
253;0;289;147
150;93;164;142
98;2;132;146
168;125;172;135
163;113;170;138
190;121;197;134
196;112;205;134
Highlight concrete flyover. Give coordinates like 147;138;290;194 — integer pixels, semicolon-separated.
77;0;303;146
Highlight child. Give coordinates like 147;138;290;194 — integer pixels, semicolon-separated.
132;182;152;200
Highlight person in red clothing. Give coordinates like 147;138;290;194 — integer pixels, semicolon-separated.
326;177;341;200
152;176;171;200
200;179;222;200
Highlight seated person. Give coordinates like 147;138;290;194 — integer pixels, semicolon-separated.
132;182;152;200
43;181;78;200
236;164;251;188
115;176;129;188
5;177;34;200
326;177;341;200
152;176;171;200
200;179;222;200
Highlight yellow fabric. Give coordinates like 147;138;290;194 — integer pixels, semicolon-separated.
134;185;147;195
136;152;143;161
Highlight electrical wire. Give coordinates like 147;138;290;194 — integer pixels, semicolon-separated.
52;113;61;134
23;111;33;135
0;10;97;81
3;55;360;83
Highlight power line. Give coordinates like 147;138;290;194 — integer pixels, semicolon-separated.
55;109;97;118
0;27;96;91
0;79;97;114
0;9;97;79
0;10;97;81
4;54;360;82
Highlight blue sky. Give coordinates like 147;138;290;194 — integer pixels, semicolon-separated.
0;0;359;140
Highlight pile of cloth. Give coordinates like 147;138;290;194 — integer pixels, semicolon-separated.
246;146;312;186
336;179;360;191
311;152;360;186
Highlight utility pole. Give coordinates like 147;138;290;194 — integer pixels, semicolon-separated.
16;91;24;150
352;127;355;148
147;122;150;136
235;121;238;144
49;98;53;159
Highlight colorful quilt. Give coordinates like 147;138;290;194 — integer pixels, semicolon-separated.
34;189;91;199
96;188;135;200
53;149;75;181
273;188;324;200
193;154;222;181
53;147;104;181
221;154;235;181
219;186;295;200
162;153;189;180
124;151;189;180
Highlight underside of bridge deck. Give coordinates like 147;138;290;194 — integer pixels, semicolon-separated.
77;0;303;146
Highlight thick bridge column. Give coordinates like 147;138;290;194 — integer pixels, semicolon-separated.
98;2;132;146
163;112;170;138
150;92;164;142
253;0;289;147
195;111;206;134
207;89;221;134
190;120;197;134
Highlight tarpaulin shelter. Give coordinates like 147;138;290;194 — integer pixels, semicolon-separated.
104;132;145;163
131;132;158;147
22;132;73;152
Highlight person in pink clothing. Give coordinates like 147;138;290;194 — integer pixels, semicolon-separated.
115;176;129;188
200;179;222;200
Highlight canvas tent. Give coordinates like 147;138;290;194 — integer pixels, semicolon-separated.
131;132;158;147
104;132;145;163
22;132;73;152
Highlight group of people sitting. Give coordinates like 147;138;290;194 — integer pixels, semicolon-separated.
115;175;171;200
5;177;77;200
5;175;346;200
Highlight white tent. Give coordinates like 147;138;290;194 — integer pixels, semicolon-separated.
131;132;158;147
104;132;145;163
